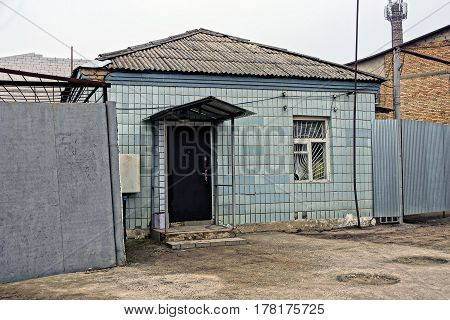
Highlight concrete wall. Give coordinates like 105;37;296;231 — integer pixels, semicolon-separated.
0;53;87;79
0;102;125;283
105;72;378;228
356;54;386;78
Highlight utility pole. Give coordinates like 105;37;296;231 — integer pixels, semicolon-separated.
385;0;408;221
70;46;74;77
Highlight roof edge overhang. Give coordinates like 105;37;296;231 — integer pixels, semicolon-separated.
143;96;255;123
94;68;386;83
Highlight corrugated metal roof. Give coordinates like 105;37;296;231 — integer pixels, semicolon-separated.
98;29;383;82
144;96;255;122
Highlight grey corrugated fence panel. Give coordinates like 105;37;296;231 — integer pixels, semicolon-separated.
402;120;448;215
372;120;402;218
372;119;449;218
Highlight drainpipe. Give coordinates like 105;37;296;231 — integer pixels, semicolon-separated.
231;117;236;228
164;119;168;234
150;123;155;232
122;195;127;241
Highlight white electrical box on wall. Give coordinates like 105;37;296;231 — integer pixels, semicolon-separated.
119;154;140;193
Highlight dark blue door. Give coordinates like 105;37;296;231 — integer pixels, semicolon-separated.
167;126;212;222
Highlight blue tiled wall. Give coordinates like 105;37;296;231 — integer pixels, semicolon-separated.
107;74;376;228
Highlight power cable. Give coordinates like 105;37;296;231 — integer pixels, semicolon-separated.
0;1;87;59
353;0;362;228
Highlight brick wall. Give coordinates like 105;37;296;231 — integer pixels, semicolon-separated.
377;31;449;124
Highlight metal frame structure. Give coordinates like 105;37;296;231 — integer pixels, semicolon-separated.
145;96;255;230
0;67;110;103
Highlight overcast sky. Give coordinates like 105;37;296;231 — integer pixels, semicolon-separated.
0;0;448;64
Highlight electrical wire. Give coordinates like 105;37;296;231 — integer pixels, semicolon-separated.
113;93;357;112
353;0;362;228
235;96;280;105
0;1;87;59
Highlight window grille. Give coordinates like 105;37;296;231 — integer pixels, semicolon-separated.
294;119;329;181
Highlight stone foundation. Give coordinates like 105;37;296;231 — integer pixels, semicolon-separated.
236;214;375;233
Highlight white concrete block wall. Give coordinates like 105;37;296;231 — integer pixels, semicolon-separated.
110;80;377;228
0;53;87;79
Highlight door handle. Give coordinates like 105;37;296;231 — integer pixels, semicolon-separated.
201;169;208;182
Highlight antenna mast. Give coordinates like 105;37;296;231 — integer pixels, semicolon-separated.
385;0;408;48
385;0;408;118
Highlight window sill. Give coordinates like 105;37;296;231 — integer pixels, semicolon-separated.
294;179;331;184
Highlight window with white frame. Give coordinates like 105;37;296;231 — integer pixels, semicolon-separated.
293;118;329;182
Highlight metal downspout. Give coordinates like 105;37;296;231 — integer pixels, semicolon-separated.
231;117;236;227
150;124;155;232
164;119;168;234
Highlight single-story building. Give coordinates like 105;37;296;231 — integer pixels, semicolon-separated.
76;28;384;231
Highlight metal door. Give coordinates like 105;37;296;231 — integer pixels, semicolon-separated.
167;125;212;222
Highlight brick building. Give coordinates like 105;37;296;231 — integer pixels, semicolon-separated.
0;53;87;78
348;25;449;124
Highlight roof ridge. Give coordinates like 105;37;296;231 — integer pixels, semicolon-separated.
195;28;251;42
98;29;198;60
98;28;252;60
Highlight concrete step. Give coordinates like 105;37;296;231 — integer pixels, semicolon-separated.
166;237;247;250
152;226;236;243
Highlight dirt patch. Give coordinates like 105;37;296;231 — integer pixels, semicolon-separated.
1;218;449;299
299;218;450;252
114;271;224;298
337;273;400;285
391;256;448;265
